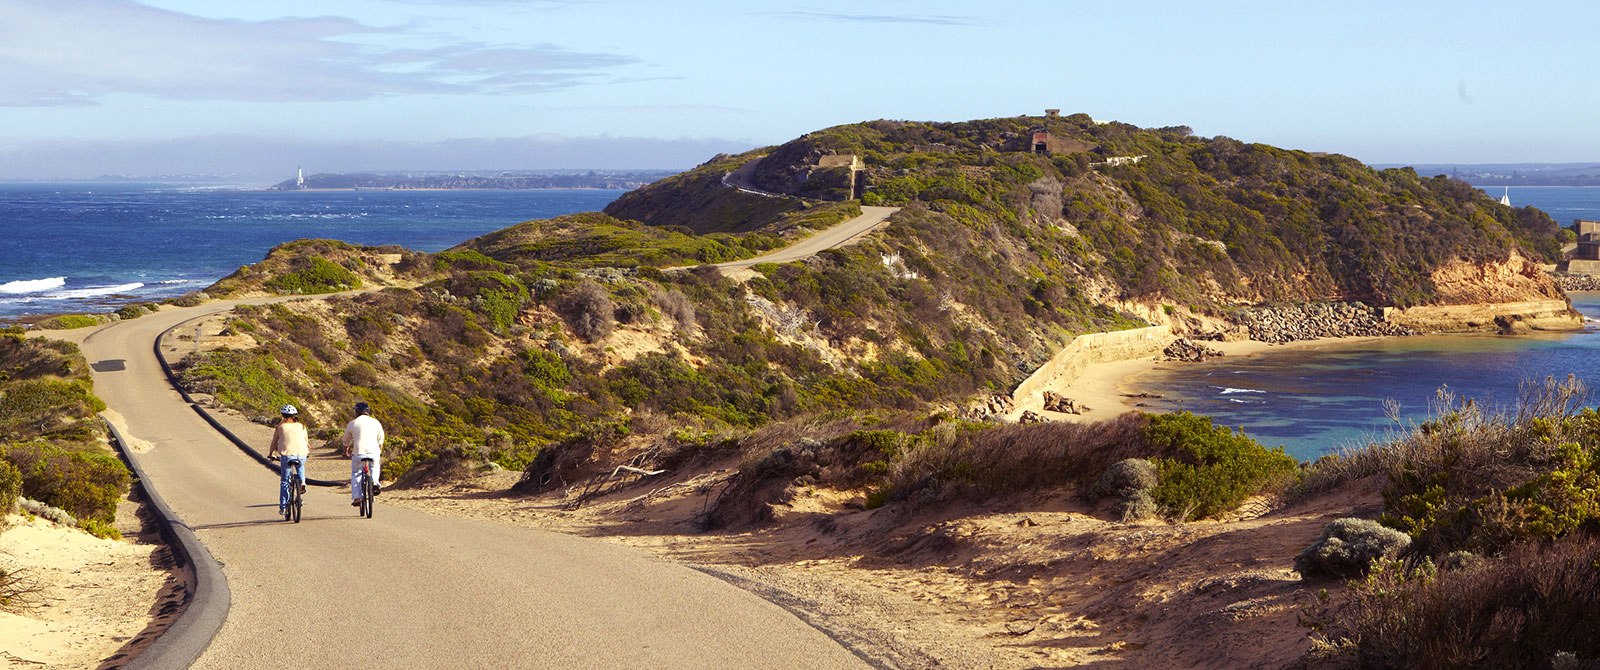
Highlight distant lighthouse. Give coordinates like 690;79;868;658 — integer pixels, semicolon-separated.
296;167;304;189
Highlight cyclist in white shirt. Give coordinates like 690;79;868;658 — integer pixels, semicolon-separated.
340;402;385;507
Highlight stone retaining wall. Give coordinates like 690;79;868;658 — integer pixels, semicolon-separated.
1011;325;1172;406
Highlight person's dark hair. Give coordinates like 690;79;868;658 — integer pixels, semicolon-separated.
354;402;371;416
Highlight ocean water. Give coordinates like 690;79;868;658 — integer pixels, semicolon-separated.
1132;187;1600;461
0;184;624;319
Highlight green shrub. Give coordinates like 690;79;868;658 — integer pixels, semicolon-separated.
34;314;103;330
340;361;379;386
1295;517;1411;580
165;291;209;307
80;518;120;540
1;443;129;525
265;257;362;294
115;303;156;320
0;378;106;441
179;349;296;422
1146;412;1297;520
0;459;21;512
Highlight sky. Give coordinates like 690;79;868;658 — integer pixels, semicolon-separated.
2;0;1598;180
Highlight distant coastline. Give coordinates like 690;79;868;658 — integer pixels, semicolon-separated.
269;170;678;192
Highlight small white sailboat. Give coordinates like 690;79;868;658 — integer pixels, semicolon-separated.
1500;187;1511;206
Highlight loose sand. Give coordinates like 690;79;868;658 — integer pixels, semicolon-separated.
0;498;183;670
382;462;1382;669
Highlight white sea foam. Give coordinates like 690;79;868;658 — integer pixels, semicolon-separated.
0;277;66;294
48;282;144;299
1219;387;1265;395
155;279;192;285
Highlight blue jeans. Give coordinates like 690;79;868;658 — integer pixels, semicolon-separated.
279;455;306;509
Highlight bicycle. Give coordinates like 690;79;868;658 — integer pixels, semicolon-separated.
356;457;375;519
277;457;304;523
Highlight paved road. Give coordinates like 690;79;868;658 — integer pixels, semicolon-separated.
709;206;899;273
64;300;872;669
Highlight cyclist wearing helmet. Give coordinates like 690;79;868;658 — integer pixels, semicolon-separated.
267;404;309;515
340;402;385;506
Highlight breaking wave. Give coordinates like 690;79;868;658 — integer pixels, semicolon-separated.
0;277;67;294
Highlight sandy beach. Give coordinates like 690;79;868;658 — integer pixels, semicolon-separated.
1034;335;1384;423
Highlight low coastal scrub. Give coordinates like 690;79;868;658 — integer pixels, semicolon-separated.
0;459;21;512
1146;412;1297;521
700;412;1293;527
1299;377;1600;667
176;348;299;424
265;256;363;294
2;443;128;529
1314;538;1600;670
0;331;129;537
34;314;107;330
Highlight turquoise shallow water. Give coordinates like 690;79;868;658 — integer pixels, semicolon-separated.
1134;186;1600;461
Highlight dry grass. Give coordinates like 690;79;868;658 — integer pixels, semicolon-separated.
0;565;44;613
1324;536;1600;670
1292;375;1590;501
888;413;1154;502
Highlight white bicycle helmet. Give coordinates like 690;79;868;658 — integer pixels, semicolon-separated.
279;404;299;416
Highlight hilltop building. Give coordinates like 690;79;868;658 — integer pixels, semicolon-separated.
1560;219;1600;274
816;154;865;200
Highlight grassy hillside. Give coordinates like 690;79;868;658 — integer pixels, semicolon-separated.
166;114;1588;669
181;114;1574;485
733;115;1563;307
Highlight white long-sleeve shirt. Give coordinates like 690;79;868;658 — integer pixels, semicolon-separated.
341;414;385;456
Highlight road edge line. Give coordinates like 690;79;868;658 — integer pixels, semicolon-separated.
155;319;342;487
104;416;231;670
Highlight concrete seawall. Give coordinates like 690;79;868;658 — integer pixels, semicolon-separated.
1011;325;1173;409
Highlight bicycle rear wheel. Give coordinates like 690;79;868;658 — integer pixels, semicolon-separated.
291;472;303;524
360;461;374;519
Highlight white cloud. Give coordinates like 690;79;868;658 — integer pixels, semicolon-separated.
0;0;637;106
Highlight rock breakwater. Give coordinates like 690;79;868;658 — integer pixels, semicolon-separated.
1554;274;1600;292
1238;302;1414;344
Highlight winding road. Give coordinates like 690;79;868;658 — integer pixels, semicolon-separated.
59;300;873;669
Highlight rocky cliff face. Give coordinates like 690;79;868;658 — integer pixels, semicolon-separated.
1427;252;1566;305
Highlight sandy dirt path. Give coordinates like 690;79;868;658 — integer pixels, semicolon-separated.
68;299;872;669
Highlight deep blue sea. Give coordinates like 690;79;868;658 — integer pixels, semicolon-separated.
1138;186;1600;461
0;184;623;319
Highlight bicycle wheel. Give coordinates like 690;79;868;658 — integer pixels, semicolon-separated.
361;461;374;519
291;471;303;524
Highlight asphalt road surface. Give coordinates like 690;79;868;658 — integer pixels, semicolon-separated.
708;206;899;272
66;299;872;669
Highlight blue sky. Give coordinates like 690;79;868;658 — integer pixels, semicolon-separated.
1;0;1596;178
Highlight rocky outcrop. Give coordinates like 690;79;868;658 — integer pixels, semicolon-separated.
1163;337;1223;362
1427;253;1565;305
1381;300;1582;333
1042;391;1085;414
1238;303;1414;344
965;393;1014;421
